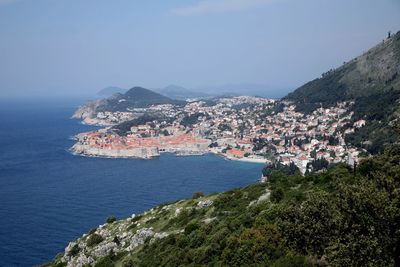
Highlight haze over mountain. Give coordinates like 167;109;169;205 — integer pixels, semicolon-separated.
97;86;126;97
1;1;399;98
199;83;291;98
96;84;288;101
154;85;210;100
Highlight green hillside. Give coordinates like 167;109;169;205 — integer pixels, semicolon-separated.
285;31;400;154
96;87;185;112
45;144;400;267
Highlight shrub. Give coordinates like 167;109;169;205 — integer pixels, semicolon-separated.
94;255;114;267
113;236;120;245
86;233;103;247
171;208;196;227
271;254;312;267
122;259;135;267
67;244;80;257
192;192;205;199
53;262;67;267
270;188;284;203
184;222;200;235
106;216;117;224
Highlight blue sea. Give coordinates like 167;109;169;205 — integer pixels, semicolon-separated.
0;98;263;267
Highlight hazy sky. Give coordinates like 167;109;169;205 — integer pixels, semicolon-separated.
0;0;399;97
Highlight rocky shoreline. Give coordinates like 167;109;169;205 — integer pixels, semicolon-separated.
70;139;214;160
71;143;160;159
71;141;267;164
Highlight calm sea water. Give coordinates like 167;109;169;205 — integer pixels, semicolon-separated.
0;99;262;267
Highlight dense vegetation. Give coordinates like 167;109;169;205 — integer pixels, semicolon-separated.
345;89;400;154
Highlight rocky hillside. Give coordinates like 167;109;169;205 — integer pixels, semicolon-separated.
44;145;400;267
285;31;400;154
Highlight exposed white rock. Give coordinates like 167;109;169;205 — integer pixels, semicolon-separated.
92;242;118;259
197;199;213;209
153;232;169;241
249;189;271;207
127;228;155;251
203;217;217;224
143;216;155;223
257;189;271;204
67;254;94;267
175;207;182;216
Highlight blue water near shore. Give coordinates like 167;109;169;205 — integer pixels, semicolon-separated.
0;99;262;267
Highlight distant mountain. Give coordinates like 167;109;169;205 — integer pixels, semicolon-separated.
198;83;291;98
155;85;210;100
285;31;400;154
97;86;126;97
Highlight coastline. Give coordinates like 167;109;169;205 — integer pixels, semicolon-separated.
0;102;266;267
70;142;267;164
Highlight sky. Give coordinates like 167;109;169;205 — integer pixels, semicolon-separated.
0;0;399;98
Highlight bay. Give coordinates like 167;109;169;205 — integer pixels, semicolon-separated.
0;99;262;266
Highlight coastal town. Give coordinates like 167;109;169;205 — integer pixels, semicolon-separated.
72;95;365;175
